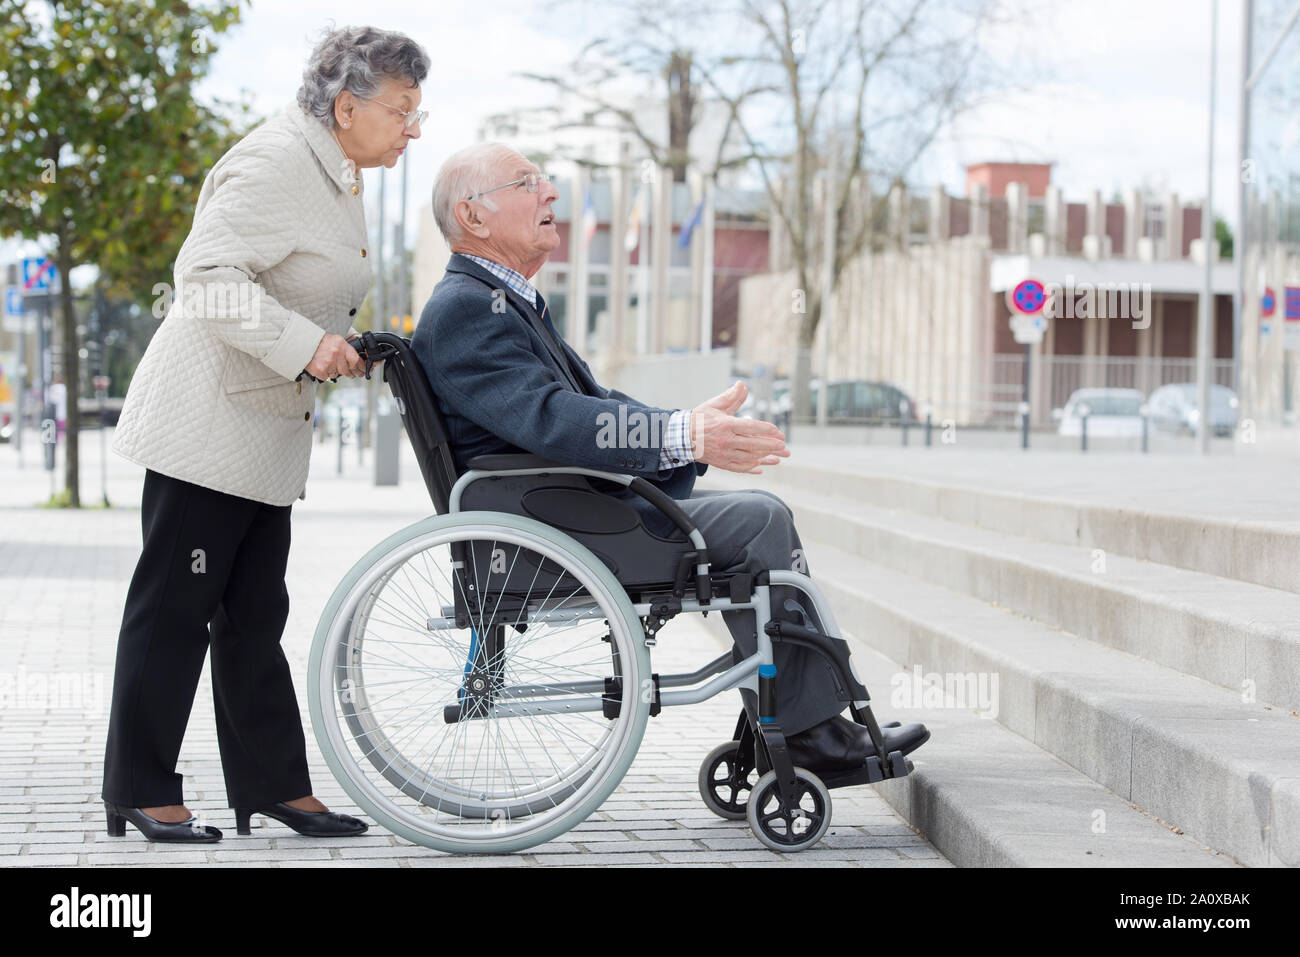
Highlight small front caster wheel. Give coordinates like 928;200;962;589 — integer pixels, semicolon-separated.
746;767;831;852
699;741;757;821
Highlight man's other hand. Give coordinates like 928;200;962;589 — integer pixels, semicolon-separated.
690;381;790;474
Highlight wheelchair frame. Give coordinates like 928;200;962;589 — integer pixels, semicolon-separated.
307;331;919;854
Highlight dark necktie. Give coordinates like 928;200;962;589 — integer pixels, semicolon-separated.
533;292;590;396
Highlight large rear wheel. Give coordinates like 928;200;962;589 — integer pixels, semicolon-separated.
309;512;650;854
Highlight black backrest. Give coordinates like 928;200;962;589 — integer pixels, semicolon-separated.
362;332;460;514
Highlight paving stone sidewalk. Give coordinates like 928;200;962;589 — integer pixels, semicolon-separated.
0;429;948;867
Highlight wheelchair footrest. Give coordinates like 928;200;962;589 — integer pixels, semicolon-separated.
819;750;914;790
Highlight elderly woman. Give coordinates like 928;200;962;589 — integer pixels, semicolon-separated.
101;26;429;843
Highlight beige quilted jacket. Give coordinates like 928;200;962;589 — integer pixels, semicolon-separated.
113;104;371;504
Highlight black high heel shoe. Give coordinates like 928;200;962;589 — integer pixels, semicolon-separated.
104;802;222;843
234;802;368;837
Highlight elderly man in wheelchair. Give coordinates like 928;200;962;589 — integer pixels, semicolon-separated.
308;143;929;855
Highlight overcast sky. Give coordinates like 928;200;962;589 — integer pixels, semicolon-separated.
7;0;1260;269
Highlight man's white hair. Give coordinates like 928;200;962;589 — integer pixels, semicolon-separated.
431;142;522;243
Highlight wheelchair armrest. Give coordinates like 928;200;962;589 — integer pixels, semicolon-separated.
449;463;713;600
466;453;568;471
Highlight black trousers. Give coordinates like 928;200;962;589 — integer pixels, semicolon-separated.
101;469;312;809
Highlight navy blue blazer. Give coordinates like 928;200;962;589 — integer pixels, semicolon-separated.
410;253;707;538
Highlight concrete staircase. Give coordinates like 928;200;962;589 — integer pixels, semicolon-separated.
701;459;1300;867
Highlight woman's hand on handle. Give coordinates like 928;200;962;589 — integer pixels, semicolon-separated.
306;333;365;380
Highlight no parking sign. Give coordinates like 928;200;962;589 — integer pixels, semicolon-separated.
1007;279;1047;315
1006;279;1047;345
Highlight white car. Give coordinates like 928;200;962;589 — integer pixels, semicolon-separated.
1054;388;1145;438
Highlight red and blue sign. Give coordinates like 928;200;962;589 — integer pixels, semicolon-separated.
1008;278;1046;315
1261;287;1276;318
21;257;56;291
1285;286;1300;321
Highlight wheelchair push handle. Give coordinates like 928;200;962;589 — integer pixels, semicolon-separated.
298;330;404;383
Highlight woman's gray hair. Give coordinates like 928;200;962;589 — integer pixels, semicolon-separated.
432;143;522;243
297;25;430;129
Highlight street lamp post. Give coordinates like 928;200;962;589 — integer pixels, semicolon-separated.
1196;0;1218;456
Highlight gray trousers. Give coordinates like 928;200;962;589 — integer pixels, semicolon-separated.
675;488;848;735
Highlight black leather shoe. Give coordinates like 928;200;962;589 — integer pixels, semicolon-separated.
104;802;222;843
785;716;930;773
235;802;368;837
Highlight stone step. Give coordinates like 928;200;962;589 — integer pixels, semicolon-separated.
703;470;1300;712
721;458;1300;596
692;611;1238;867
794;538;1299;866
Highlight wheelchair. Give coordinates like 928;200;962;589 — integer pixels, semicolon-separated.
307;331;928;855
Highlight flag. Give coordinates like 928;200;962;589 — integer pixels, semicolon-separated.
1285;286;1300;320
582;188;597;248
678;199;704;248
624;185;644;253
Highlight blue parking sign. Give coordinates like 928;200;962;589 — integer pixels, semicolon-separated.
5;289;22;315
22;257;55;291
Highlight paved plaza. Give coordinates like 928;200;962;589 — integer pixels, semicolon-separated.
0;428;948;867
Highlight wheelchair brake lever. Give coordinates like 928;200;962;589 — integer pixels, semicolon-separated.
296;370;340;384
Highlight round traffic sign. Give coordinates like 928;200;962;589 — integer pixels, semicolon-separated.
1261;287;1276;318
1008;279;1046;315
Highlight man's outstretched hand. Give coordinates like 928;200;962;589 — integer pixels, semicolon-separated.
690;381;790;474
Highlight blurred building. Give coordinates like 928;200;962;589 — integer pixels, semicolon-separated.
1239;0;1300;426
740;161;1246;427
410;87;763;370
412;173;771;355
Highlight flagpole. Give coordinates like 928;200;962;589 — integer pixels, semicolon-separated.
688;168;704;352
637;180;650;355
701;176;715;353
610;143;630;364
569;162;589;353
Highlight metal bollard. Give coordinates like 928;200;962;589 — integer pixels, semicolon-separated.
374;398;401;486
336;405;344;475
925;412;933;447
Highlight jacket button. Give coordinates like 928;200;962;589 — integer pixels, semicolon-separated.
360;248;367;258
351;185;360;196
349;308;357;316
304;412;310;421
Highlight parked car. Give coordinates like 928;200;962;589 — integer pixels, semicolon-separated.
1146;382;1239;437
809;379;917;423
1054;388;1145;438
737;377;791;430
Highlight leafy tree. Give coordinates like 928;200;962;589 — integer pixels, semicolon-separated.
1215;216;1233;260
0;0;249;506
